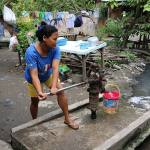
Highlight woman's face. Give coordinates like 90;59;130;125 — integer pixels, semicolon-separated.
44;32;58;48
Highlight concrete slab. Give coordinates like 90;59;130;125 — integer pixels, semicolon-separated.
0;140;13;150
94;110;150;150
11;103;145;150
12;99;89;133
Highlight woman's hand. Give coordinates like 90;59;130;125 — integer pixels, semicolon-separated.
38;92;47;100
50;87;58;95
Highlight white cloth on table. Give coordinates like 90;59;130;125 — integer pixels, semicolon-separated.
59;41;107;55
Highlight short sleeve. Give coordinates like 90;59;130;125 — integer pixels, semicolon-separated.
25;50;37;70
53;47;61;60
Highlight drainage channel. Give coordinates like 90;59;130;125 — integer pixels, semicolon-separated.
127;64;150;150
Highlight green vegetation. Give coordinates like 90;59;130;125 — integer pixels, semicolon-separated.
16;20;35;59
0;0;96;16
105;60;120;67
97;18;124;47
99;3;108;19
97;0;150;48
120;51;137;61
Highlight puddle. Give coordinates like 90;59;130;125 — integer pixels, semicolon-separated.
3;98;14;107
39;101;54;108
0;75;9;81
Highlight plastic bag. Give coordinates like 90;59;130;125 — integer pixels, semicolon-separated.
9;36;18;51
3;5;16;25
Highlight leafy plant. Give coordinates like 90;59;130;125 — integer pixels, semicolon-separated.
16;20;35;59
120;51;137;61
96;0;150;48
96;18;124;47
99;3;108;19
144;0;150;12
96;26;107;40
107;0;119;9
97;18;124;37
10;0;96;13
105;60;120;67
105;18;124;38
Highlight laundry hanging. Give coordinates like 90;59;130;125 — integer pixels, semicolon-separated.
66;14;76;29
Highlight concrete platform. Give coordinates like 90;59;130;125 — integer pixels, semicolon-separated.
0;140;13;150
11;100;149;150
0;37;9;47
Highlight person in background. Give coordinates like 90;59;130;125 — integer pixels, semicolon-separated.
24;22;79;130
0;22;4;48
0;22;4;38
9;27;19;51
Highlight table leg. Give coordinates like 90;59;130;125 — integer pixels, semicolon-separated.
18;50;22;66
98;48;104;69
81;55;89;81
73;54;89;81
82;56;86;81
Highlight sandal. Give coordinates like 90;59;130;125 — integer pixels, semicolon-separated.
64;119;79;130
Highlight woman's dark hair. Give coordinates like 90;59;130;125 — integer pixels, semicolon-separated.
36;22;58;42
40;21;47;26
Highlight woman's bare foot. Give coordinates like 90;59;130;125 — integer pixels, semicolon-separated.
64;118;79;130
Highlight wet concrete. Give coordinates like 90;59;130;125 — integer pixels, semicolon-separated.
11;57;148;149
132;64;150;150
0;47;148;149
12;105;144;150
133;64;150;96
0;48;88;142
0;140;13;150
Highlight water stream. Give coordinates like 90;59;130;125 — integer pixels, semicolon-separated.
129;64;150;110
132;64;150;149
133;64;150;96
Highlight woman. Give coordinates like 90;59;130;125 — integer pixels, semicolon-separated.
25;23;79;130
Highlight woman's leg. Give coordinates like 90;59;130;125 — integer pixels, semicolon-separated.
56;83;79;129
45;76;79;129
27;82;42;119
56;83;70;122
30;97;39;119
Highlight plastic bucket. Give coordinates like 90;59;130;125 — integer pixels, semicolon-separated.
80;42;89;49
103;83;121;114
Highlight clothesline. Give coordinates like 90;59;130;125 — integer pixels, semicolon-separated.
21;10;99;36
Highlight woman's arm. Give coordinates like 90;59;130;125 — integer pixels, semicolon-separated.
51;59;60;93
30;69;47;100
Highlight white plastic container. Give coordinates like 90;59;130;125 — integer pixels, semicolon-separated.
88;36;99;47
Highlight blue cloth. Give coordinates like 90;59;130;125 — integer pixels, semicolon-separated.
25;44;61;83
0;23;4;37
